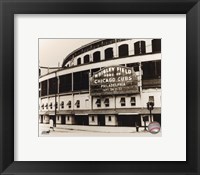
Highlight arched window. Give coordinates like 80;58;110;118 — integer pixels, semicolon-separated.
77;57;81;65
93;51;101;62
105;48;113;60
118;44;129;57
134;41;146;55
84;55;90;63
152;39;161;53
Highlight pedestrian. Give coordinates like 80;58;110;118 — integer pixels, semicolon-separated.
49;118;54;131
135;122;139;132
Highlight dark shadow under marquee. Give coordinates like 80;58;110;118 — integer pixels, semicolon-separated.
0;0;200;175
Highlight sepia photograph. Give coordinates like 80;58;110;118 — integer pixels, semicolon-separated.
38;38;161;136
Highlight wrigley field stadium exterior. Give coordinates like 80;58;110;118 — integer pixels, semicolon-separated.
39;39;161;128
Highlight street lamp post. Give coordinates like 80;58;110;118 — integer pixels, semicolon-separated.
54;94;57;127
143;116;148;131
54;71;59;128
147;101;154;122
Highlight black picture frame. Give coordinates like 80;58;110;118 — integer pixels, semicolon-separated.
0;0;199;174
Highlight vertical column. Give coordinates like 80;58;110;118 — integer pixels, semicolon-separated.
114;95;116;110
39;82;41;97
71;73;74;110
89;71;93;110
89;52;93;62
129;39;135;55
47;79;49;96
113;40;118;58
81;56;84;65
138;62;142;92
146;39;152;53
54;72;57;127
57;74;60;111
99;41;103;60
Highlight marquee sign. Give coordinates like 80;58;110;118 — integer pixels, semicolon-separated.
90;66;139;96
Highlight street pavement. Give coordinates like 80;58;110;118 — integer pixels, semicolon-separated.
39;124;161;137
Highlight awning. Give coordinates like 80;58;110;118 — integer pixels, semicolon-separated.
75;114;88;116
40;108;161;115
75;100;80;105
118;113;139;115
130;97;136;102
104;98;109;104
49;102;52;107
95;99;101;104
120;98;125;103
39;111;56;115
89;108;161;115
67;101;71;105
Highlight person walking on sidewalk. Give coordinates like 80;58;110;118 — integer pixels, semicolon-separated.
49;118;55;131
135;122;139;132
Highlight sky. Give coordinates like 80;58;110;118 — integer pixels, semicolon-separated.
39;39;97;68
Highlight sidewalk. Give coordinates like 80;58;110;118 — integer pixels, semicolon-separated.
39;124;161;136
57;124;140;133
40;123;148;133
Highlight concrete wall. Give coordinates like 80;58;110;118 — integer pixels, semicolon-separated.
56;115;62;124
141;89;161;107
89;115;98;125
43;115;50;124
92;96;115;109
105;115;118;126
74;94;91;110
39;88;161;113
59;95;73;110
48;96;57;111
115;95;141;108
65;115;75;124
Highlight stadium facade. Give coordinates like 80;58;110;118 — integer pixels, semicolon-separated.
39;39;161;127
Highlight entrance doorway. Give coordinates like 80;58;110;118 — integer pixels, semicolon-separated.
153;114;161;125
40;115;43;123
117;115;141;127
75;115;89;125
98;115;105;126
50;115;56;127
61;115;66;124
